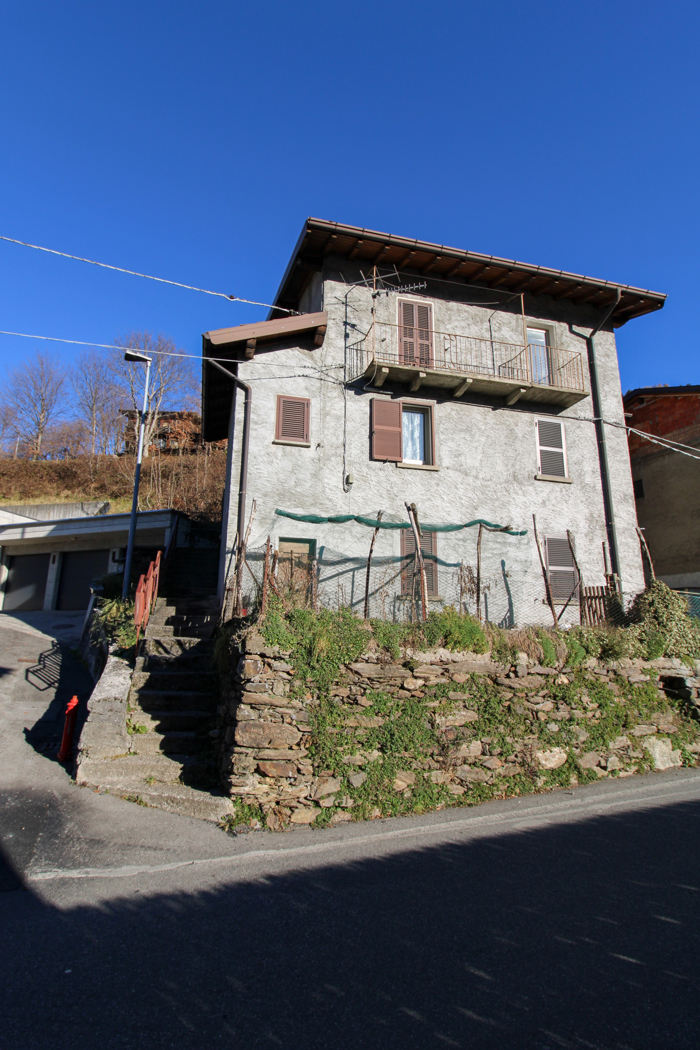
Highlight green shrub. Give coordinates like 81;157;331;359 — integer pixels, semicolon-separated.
94;596;136;651
422;607;488;653
538;630;558;667
370;620;410;660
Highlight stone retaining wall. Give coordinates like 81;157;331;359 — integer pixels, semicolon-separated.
218;633;700;830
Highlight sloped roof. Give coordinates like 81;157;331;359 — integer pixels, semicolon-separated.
270;218;666;327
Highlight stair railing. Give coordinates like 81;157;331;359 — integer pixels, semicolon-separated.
133;513;179;648
134;550;162;648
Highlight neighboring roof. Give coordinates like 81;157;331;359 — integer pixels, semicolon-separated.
269;218;666;327
201;312;328;441
0;509;177;546
624;385;700;404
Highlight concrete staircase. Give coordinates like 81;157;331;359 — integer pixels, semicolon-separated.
81;542;234;823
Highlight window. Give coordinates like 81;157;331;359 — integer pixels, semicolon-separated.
544;536;579;604
399;300;433;367
527;327;552;386
275;396;310;445
370;399;435;465
278;538;316;590
536;419;567;478
633;478;645;499
401;529;438;597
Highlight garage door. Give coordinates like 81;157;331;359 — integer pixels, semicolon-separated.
57;550;110;610
3;553;51;611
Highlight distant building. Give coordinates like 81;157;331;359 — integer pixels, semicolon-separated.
120;411;226;455
624;385;700;589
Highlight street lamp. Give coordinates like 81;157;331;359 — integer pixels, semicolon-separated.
121;350;152;599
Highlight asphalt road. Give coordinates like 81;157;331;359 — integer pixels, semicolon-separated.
2;613;700;1049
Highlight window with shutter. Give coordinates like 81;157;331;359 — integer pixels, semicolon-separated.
401;529;438;597
276;396;310;444
399;301;433;367
537;419;567;478
545;536;579;603
370;399;403;461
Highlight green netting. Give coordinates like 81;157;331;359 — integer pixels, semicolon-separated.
275;509;527;537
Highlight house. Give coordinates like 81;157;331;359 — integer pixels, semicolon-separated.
201;218;665;626
120;410;210;455
623;385;700;590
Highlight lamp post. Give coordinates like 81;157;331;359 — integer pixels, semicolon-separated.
121;350;152;599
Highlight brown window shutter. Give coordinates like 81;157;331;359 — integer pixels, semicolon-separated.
276;396;310;442
399;301;433;366
537;420;566;477
371;398;402;461
401;528;438;596
545;536;578;603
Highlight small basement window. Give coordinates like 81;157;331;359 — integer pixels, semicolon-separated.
544;536;579;604
401;528;438;597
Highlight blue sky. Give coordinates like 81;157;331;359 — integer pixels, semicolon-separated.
1;0;698;395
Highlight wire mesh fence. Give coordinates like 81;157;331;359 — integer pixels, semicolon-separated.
232;521;631;630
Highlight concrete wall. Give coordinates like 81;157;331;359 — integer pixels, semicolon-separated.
220;262;645;621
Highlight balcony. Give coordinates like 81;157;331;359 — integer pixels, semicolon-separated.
348;322;588;408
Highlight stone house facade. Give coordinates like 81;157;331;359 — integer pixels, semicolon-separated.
202;219;665;625
624;385;700;590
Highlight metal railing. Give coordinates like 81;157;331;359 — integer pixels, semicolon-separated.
134;550;161;646
349;321;586;393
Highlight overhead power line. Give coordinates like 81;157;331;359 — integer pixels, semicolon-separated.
0;234;295;314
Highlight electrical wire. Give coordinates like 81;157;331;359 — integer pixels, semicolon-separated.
0;234;296;314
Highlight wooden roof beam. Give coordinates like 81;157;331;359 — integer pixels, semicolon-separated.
348;239;365;259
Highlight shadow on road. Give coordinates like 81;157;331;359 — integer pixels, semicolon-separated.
23;643;94;762
2;794;700;1049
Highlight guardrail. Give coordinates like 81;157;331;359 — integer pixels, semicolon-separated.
349;322;586;393
134;550;161;647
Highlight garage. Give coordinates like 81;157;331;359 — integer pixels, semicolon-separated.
3;553;51;611
57;550;111;610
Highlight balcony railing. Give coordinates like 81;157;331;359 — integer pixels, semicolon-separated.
348;322;588;406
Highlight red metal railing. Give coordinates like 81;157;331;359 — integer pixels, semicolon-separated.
134;550;161;647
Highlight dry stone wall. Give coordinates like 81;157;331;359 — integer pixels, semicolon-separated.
218;633;700;831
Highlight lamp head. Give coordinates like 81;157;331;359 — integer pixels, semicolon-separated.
124;350;152;364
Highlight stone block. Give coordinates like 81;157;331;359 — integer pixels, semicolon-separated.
454;765;490;784
535;747;568;769
312;776;342;799
349;772;367;788
453;741;483;759
631;725;656;737
393;770;416;790
439;711;478;727
578;752;602;769
258;760;297;778
482;757;502;770
234;722;302;749
644;737;682;770
403;678;424;691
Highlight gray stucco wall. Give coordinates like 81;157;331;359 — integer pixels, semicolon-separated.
220;262;645;623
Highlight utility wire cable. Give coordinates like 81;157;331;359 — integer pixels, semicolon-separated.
0;234;295;314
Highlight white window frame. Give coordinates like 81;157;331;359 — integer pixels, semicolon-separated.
535;417;570;483
396;399;439;471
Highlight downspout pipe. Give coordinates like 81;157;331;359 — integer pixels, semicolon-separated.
572;288;622;592
209;359;251;555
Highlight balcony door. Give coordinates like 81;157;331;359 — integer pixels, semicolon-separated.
527;327;552;385
399;301;433;368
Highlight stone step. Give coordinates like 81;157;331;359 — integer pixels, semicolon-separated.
131;670;218;693
76;751;208;787
148;612;216;629
141;636;215;659
145;623;213;638
130;689;219;713
129;730;207;755
128;709;215;733
76;759;230;821
136;653;216;675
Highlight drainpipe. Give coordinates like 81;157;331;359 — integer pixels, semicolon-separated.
208;360;251;555
572;288;623;594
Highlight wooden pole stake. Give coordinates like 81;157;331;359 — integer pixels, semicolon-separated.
636;525;656;582
364;511;383;619
406;502;428;622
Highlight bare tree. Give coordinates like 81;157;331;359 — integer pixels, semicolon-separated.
71;349;121;455
111;332;198;453
5;353;67;458
0;401;18;458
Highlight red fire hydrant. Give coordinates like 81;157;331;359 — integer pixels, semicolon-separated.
58;695;79;762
